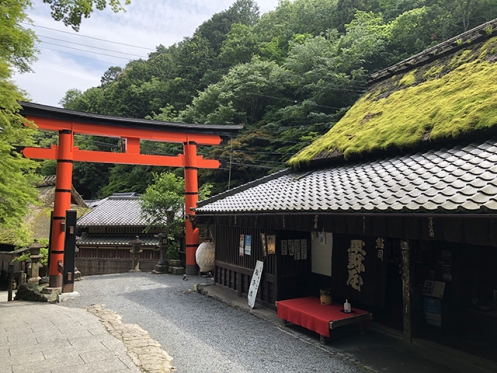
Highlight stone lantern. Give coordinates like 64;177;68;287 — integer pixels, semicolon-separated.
153;232;169;274
129;236;143;272
27;239;44;284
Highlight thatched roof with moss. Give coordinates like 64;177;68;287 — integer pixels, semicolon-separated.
288;19;497;168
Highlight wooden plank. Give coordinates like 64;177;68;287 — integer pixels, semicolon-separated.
237;271;242;297
248;260;264;308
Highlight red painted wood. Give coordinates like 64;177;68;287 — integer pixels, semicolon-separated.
49;130;73;288
184;140;199;274
22;146;220;168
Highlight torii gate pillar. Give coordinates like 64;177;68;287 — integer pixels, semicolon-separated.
48;130;73;290
184;140;199;275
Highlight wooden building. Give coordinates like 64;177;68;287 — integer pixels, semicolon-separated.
194;19;497;365
76;192;160;275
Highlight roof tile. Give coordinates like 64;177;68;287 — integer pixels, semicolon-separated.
196;138;497;215
77;195;152;227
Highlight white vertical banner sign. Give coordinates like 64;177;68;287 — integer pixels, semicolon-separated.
248;260;264;309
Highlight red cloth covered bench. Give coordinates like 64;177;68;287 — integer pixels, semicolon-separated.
277;296;372;342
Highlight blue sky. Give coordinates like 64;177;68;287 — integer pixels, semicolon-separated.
13;0;280;107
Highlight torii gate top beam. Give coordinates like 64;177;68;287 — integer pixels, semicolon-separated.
20;102;242;145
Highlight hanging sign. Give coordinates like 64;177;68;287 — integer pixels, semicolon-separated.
267;235;276;255
281;240;288;255
244;234;252;255
294;239;301;260
301;239;308;260
248;260;264;308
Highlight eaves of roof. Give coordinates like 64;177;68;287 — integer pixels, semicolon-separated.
76;233;158;246
196;137;497;215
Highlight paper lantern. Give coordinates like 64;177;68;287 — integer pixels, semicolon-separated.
196;241;215;272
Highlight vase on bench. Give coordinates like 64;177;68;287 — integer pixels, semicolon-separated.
320;288;332;305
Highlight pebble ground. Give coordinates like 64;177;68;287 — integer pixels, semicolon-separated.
62;272;365;373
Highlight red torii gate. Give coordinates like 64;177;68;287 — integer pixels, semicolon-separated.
20;102;242;291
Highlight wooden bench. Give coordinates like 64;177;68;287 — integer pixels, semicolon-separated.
276;296;372;344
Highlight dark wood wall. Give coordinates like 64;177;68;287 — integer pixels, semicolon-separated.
77;246;160;275
214;225;277;308
213;224;312;309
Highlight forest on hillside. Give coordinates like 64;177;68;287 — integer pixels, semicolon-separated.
36;0;497;199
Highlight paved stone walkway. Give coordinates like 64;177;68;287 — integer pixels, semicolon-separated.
86;304;174;373
0;299;173;373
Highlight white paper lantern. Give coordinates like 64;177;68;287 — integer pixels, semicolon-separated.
196;241;215;272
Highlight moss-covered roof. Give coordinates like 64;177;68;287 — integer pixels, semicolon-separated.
289;22;497;168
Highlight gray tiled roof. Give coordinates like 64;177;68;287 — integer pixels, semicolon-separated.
76;233;159;246
77;195;149;227
196;138;497;214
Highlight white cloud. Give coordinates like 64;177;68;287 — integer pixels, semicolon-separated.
13;0;280;107
15;49;108;105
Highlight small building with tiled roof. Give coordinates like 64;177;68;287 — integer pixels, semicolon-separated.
193;19;497;366
76;193;160;275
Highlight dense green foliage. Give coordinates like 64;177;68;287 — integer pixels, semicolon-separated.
42;0;131;31
53;0;497;196
1;0;129;245
0;0;40;241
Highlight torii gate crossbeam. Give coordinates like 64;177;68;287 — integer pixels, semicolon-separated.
20;102;242;291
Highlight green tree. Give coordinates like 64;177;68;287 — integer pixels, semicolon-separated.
333;0;380;31
0;0;39;235
140;172;185;237
99;164;156;197
218;23;260;67
448;0;497;32
42;0;131;31
139;172;212;257
59;88;82;108
179;57;293;125
100;66;122;86
54;0;497;198
0;0;130;242
175;0;260;93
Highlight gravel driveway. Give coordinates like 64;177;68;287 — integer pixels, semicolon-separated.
61;272;366;373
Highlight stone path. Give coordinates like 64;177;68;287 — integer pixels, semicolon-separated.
86;304;175;373
0;301;141;373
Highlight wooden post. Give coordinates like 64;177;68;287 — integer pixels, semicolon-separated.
7;263;13;301
62;209;77;293
401;240;412;342
184;139;199;275
48;130;73;290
